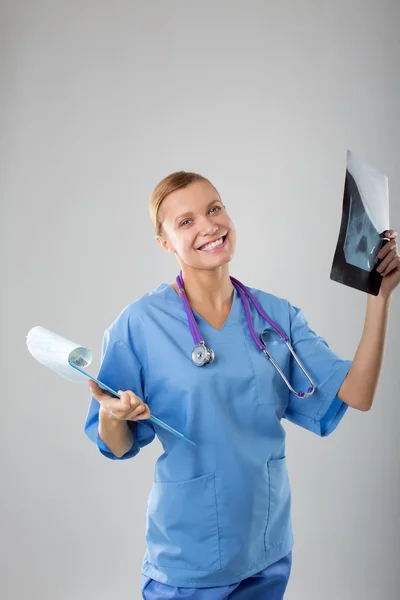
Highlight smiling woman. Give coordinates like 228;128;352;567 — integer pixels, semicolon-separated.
152;172;236;272
84;169;398;599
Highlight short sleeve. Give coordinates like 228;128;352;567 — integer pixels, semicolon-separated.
282;304;352;437
84;326;155;459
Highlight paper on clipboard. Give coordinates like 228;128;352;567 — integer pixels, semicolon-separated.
26;326;92;382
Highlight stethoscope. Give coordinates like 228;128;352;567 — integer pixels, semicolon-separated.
176;272;316;399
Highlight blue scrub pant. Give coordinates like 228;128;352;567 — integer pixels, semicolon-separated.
141;551;292;599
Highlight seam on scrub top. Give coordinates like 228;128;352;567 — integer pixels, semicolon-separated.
106;326;138;357
242;338;260;404
212;474;223;570
106;326;149;394
161;291;195;325
106;326;155;439
139;315;150;402
136;317;156;435
264;462;272;551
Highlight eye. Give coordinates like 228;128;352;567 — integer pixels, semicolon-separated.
180;218;192;227
209;205;222;214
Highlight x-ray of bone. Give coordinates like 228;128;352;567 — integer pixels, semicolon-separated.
330;150;390;295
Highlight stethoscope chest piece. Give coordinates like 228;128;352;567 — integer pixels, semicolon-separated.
192;342;215;367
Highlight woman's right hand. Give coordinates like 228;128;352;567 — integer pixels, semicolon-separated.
88;380;151;421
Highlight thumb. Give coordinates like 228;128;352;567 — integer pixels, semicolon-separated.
88;380;102;394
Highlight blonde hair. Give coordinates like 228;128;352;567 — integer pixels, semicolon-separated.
149;171;216;236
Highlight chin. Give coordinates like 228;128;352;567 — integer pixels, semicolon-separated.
196;251;234;271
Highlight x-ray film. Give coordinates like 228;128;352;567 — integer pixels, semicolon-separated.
330;150;390;295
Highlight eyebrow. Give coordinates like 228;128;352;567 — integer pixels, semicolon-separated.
174;199;222;223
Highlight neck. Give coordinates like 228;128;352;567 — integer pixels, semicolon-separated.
178;265;234;310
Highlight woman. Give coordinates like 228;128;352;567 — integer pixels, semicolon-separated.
85;172;399;599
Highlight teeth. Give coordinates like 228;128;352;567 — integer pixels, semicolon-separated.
199;237;224;251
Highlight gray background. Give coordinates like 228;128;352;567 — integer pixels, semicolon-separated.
1;1;399;598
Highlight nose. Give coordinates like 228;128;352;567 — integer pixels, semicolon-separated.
199;215;219;237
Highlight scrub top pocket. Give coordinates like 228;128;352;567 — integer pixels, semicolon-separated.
264;456;292;550
246;338;290;407
145;472;221;572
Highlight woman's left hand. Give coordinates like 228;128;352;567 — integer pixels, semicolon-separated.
376;229;400;299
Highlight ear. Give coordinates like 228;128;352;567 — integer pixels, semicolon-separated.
156;234;176;254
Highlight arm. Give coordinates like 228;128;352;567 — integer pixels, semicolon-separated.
338;229;399;412
98;406;136;458
84;327;155;460
337;295;391;411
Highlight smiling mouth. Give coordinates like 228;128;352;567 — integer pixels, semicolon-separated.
198;235;227;252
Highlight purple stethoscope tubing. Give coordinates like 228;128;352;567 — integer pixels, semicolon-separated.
176;272;315;399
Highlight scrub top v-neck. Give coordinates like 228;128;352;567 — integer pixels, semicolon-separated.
84;282;352;588
171;283;237;334
168;282;240;334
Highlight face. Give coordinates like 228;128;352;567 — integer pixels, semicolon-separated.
156;179;236;271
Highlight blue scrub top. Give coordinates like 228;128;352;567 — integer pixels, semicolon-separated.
84;283;352;588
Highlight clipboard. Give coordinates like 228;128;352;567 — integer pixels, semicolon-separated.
26;326;196;446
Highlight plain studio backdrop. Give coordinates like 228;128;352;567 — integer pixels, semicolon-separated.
1;1;399;598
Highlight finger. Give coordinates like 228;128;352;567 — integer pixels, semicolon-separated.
137;404;151;421
385;230;398;239
381;256;400;277
129;402;147;419
134;405;151;420
118;390;131;411
377;241;396;260
88;380;102;393
125;390;142;410
89;382;114;402
130;402;151;420
377;247;397;271
88;380;118;399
